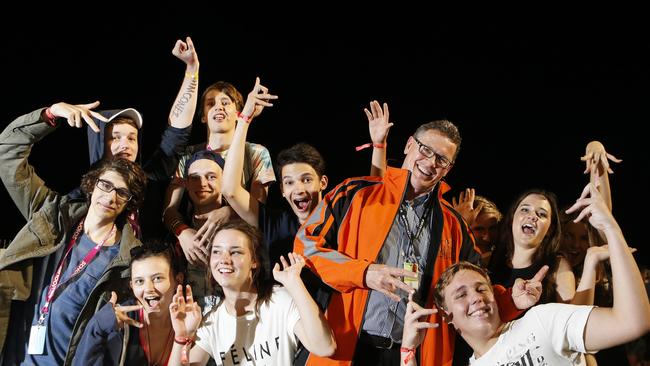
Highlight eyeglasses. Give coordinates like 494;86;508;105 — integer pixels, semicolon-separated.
96;179;133;202
412;136;453;169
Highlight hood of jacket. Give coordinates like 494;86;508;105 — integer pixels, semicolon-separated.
87;108;144;165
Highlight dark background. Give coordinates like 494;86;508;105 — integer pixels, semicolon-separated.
1;6;648;265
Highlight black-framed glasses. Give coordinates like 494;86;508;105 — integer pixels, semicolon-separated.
412;136;453;169
96;179;133;202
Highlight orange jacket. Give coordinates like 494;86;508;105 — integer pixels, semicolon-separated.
295;167;498;366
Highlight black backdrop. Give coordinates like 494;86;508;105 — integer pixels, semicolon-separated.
1;5;648;265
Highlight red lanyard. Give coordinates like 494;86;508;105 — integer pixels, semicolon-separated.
38;219;116;324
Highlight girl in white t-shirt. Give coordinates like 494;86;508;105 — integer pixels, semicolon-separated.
167;219;336;365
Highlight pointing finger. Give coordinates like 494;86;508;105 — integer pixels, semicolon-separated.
530;265;550;282
82;113;100;133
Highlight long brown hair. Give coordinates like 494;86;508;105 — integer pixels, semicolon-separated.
489;189;562;302
206;220;273;312
499;189;561;266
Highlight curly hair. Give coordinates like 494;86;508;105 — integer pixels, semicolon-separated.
80;158;147;214
206;219;273;313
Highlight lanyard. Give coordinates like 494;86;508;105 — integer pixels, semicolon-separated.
139;308;173;366
38;219;116;324
398;202;431;263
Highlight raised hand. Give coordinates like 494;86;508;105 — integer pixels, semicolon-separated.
49;101;106;132
240;77;278;121
109;291;143;328
566;183;618;232
451;188;484;226
582;140;622;176
272;253;306;288
402;293;438;349
364;100;393;145
365;264;416;302
512;265;548;309
172;36;199;69
169;285;202;338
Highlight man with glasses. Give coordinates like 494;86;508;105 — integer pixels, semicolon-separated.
0;103;148;365
295;120;536;366
96;179;135;202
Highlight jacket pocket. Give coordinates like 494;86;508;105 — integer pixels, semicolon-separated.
27;210;57;247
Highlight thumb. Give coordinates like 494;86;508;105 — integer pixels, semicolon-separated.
109;291;118;306
194;213;207;220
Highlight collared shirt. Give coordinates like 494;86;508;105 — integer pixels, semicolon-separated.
361;191;434;342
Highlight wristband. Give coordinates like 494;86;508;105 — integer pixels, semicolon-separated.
44;108;57;127
173;222;190;237
174;336;194;345
237;112;252;123
400;346;416;364
185;70;199;81
355;142;386;151
175;336;195;364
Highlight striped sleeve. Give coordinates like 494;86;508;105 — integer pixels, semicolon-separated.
294;178;379;293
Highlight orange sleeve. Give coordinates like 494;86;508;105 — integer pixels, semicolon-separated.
494;285;524;321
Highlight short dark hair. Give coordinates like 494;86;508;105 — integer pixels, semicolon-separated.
414;120;462;161
275;143;326;178
200;81;244;120
130;240;186;279
107;117;139;131
433;261;492;311
184;149;225;177
80;158;147;214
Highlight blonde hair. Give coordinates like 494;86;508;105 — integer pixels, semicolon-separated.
475;195;502;222
433;261;492;311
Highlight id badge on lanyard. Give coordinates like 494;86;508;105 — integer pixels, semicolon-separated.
27;324;47;355
403;261;420;290
28;221;115;354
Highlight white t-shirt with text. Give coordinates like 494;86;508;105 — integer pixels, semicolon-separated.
470;303;595;366
195;287;300;365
